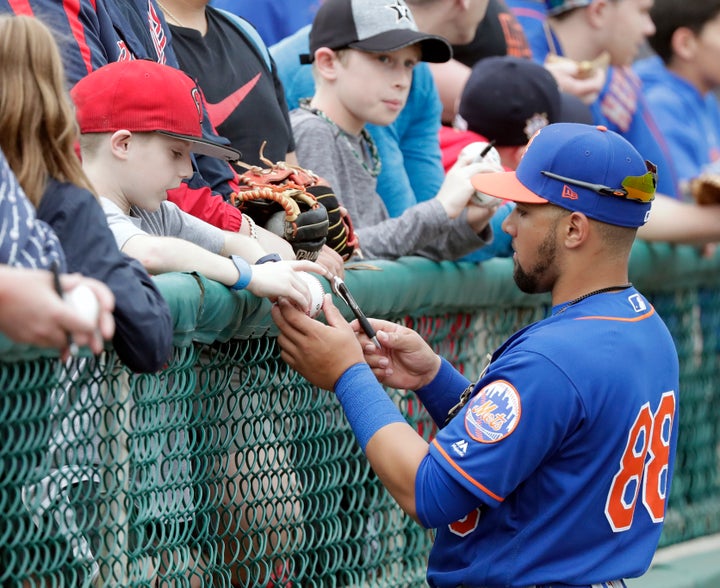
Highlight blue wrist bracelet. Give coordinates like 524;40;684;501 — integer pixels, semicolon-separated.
229;255;253;290
334;363;406;452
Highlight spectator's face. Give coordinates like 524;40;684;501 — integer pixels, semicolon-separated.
123;134;193;212
691;12;720;94
603;0;655;66
333;45;420;131
441;0;490;46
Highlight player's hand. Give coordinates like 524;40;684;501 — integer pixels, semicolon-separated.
272;294;364;391
435;157;501;219
355;319;441;390
247;259;326;311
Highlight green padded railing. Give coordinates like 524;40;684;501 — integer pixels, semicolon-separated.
1;242;719;587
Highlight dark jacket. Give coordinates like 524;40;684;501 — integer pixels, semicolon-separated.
37;179;173;372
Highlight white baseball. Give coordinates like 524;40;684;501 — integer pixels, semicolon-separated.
298;272;325;318
64;284;100;325
460;141;502;169
459;142;505;208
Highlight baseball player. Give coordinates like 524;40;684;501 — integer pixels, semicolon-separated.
272;123;680;587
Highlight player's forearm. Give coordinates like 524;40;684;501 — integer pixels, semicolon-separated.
334;363;428;520
365;423;429;523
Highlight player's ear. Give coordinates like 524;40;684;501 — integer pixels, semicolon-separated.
563;211;590;249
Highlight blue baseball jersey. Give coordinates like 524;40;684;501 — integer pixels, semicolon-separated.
421;287;679;587
634;55;720;188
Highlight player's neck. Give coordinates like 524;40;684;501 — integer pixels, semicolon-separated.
552;265;631;308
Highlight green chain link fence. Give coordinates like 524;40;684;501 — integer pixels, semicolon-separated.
1;243;719;587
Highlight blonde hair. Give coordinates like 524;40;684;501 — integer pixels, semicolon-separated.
0;14;95;206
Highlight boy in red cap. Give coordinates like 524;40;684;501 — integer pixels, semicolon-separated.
72;59;324;310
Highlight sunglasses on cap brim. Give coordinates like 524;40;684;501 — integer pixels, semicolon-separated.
541;160;657;203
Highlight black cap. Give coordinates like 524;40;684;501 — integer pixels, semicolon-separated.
300;0;452;65
456;56;563;147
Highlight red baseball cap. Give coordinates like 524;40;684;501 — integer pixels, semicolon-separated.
71;60;240;162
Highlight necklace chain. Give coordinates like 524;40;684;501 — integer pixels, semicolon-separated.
299;100;382;178
156;0;183;27
554;283;633;315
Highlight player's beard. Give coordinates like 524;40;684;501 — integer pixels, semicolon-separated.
513;228;557;295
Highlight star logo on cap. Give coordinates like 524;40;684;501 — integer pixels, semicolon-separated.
387;0;412;22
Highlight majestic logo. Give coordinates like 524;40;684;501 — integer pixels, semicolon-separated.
451;439;468;457
465;380;521;443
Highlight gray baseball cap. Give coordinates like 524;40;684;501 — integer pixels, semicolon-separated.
300;0;452;64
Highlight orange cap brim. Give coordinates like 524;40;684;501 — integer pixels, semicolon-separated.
471;170;548;204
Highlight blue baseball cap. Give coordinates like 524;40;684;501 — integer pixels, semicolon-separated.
470;123;657;228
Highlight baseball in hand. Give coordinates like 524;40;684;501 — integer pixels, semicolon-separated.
460;142;505;208
64;284;100;325
297;272;325;318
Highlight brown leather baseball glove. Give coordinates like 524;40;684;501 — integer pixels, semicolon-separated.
231;142;359;261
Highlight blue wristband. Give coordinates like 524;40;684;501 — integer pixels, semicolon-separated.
229;255;253;290
334;363;406;452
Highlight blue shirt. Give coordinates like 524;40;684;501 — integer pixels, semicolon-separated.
635;55;720;189
209;0;318;47
37;180;173;373
529;27;680;198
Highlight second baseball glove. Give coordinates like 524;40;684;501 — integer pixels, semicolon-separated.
231;145;329;261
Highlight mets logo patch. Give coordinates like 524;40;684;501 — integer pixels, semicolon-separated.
465;380;521;443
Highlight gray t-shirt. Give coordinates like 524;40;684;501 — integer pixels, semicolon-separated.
290;107;489;261
101;198;225;254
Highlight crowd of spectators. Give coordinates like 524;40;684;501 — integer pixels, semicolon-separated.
1;0;720;585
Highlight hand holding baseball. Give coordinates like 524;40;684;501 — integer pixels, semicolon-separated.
0;267;114;359
435;156;502;219
247;259;326;312
272;294;364;391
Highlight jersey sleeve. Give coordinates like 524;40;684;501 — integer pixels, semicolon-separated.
429;349;585;507
415;357;474;426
